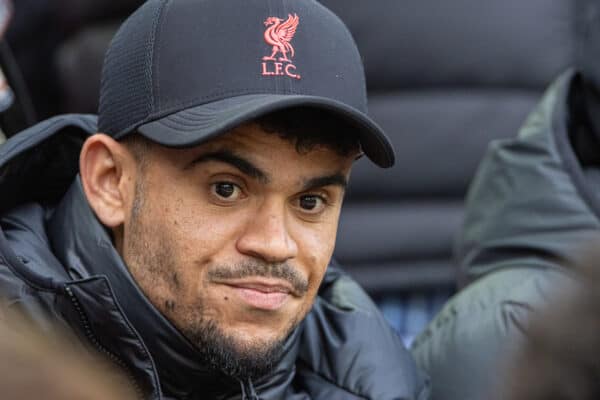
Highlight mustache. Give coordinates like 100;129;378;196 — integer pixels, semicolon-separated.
207;261;309;295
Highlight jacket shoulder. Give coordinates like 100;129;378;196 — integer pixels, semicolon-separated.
411;268;572;400
298;265;430;400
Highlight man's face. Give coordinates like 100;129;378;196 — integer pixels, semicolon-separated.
119;123;355;378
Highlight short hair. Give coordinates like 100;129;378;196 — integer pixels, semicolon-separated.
121;107;361;163
255;107;361;157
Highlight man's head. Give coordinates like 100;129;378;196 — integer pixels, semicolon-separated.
81;109;359;378
81;0;395;379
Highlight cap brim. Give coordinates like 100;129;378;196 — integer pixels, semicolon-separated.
135;94;394;168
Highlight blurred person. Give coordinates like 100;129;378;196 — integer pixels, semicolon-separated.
411;1;600;399
6;0;143;119
5;0;63;119
53;0;143;115
55;0;143;32
0;1;429;399
501;246;600;400
0;310;137;400
0;0;36;138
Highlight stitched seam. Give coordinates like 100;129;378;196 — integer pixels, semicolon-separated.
296;359;370;400
152;0;173;112
148;0;171;113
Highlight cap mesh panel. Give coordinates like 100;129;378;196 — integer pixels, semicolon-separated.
98;0;165;136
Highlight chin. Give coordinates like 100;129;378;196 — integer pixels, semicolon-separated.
202;321;292;379
227;321;294;348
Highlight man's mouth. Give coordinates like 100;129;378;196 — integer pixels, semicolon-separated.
219;279;297;311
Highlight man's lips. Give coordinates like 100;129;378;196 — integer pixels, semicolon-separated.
216;279;298;311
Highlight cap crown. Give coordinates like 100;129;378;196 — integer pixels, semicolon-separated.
98;0;367;137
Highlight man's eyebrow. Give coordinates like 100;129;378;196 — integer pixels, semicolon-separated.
187;150;269;183
302;174;348;192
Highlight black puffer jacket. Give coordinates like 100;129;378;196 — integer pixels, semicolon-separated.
0;114;429;400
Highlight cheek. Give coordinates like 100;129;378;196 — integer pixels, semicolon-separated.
175;207;240;252
296;221;338;282
160;193;250;268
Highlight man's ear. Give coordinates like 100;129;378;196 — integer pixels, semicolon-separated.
79;134;138;228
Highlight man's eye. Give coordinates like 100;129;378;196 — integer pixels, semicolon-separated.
212;182;241;200
298;195;325;212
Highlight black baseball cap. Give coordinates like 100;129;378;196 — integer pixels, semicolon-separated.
98;0;394;167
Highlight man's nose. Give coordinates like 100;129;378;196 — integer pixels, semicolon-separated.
236;200;298;263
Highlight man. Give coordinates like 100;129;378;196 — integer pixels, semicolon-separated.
0;0;428;399
411;1;600;398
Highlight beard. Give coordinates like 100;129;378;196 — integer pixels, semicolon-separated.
123;178;306;380
180;316;288;380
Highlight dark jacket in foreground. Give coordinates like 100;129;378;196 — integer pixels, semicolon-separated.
411;70;600;400
0;114;429;400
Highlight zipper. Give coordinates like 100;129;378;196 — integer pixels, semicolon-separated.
65;285;146;400
239;378;259;400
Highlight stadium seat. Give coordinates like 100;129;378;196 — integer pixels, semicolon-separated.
320;0;575;342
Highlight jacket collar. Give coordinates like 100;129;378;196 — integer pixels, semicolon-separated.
46;177;302;399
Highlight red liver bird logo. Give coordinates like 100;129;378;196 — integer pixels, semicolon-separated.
263;14;299;63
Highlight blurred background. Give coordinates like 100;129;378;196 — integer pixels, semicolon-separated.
1;0;577;345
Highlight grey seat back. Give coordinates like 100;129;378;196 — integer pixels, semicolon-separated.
324;0;577;294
